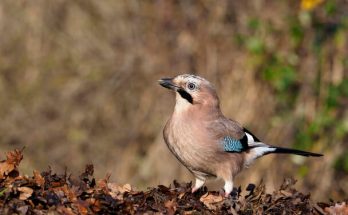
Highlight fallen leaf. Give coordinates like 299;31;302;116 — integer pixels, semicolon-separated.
0;149;24;180
0;149;344;214
178;192;185;199
61;185;77;202
325;202;348;215
199;193;224;210
16;205;29;214
33;170;45;187
18;187;33;200
108;183;133;200
56;206;76;215
280;190;292;197
90;199;101;212
76;201;89;215
123;184;132;192
6;149;23;165
164;199;177;215
0;162;14;179
97;179;108;190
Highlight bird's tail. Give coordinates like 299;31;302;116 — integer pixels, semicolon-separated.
270;146;323;157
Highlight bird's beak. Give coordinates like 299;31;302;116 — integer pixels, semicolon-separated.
159;77;194;104
158;78;178;91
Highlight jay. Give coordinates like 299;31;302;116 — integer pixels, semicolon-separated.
159;74;322;197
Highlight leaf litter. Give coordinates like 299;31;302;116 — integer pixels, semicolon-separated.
0;149;346;214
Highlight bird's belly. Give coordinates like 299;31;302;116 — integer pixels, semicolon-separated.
165;123;216;176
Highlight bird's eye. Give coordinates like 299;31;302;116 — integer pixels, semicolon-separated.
187;82;196;90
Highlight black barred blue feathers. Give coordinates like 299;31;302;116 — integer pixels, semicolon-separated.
222;137;244;152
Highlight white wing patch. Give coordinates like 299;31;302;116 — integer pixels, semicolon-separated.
245;146;276;167
245;131;263;147
243;130;276;166
245;132;255;143
251;147;276;157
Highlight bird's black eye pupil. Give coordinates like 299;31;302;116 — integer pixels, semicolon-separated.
188;83;196;90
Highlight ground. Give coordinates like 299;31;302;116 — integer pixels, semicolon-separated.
0;149;346;214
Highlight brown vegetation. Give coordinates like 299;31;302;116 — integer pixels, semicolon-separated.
1;149;347;214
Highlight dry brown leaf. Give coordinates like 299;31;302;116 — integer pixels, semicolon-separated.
61;185;77;202
178;192;185;199
108;183;133;200
51;181;62;187
18;187;33;200
0;162;15;179
280;190;292;197
123;184;132;192
33;170;45;187
56;206;76;215
230;207;238;215
199;193;224;210
6;149;23;165
97;173;110;192
97;179;108;193
108;183;120;199
91;199;101;212
164;199;177;215
0;148;343;214
76;202;89;215
325;202;348;215
314;204;326;214
0;149;23;179
16;205;29;214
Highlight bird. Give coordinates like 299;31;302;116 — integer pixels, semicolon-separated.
158;74;323;197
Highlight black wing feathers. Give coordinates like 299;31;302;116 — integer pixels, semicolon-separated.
240;134;249;149
272;147;323;157
243;127;261;142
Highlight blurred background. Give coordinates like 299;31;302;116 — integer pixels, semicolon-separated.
0;0;347;201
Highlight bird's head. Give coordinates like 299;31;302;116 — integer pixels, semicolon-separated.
159;74;219;111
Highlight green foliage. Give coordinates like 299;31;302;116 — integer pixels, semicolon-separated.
236;5;347;187
325;79;348;111
290;19;305;46
295;79;348;150
324;0;337;15
326;85;341;109
241;17;300;108
246;37;265;55
334;152;348;173
298;165;309;177
0;188;6;197
248;18;261;30
262;60;297;93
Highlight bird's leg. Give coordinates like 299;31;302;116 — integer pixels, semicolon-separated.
191;177;206;193
223;180;233;197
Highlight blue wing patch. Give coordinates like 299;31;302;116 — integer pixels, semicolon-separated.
222;136;243;152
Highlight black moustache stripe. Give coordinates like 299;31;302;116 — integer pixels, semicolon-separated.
177;89;193;104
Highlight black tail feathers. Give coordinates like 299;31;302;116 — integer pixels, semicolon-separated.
271;147;323;157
